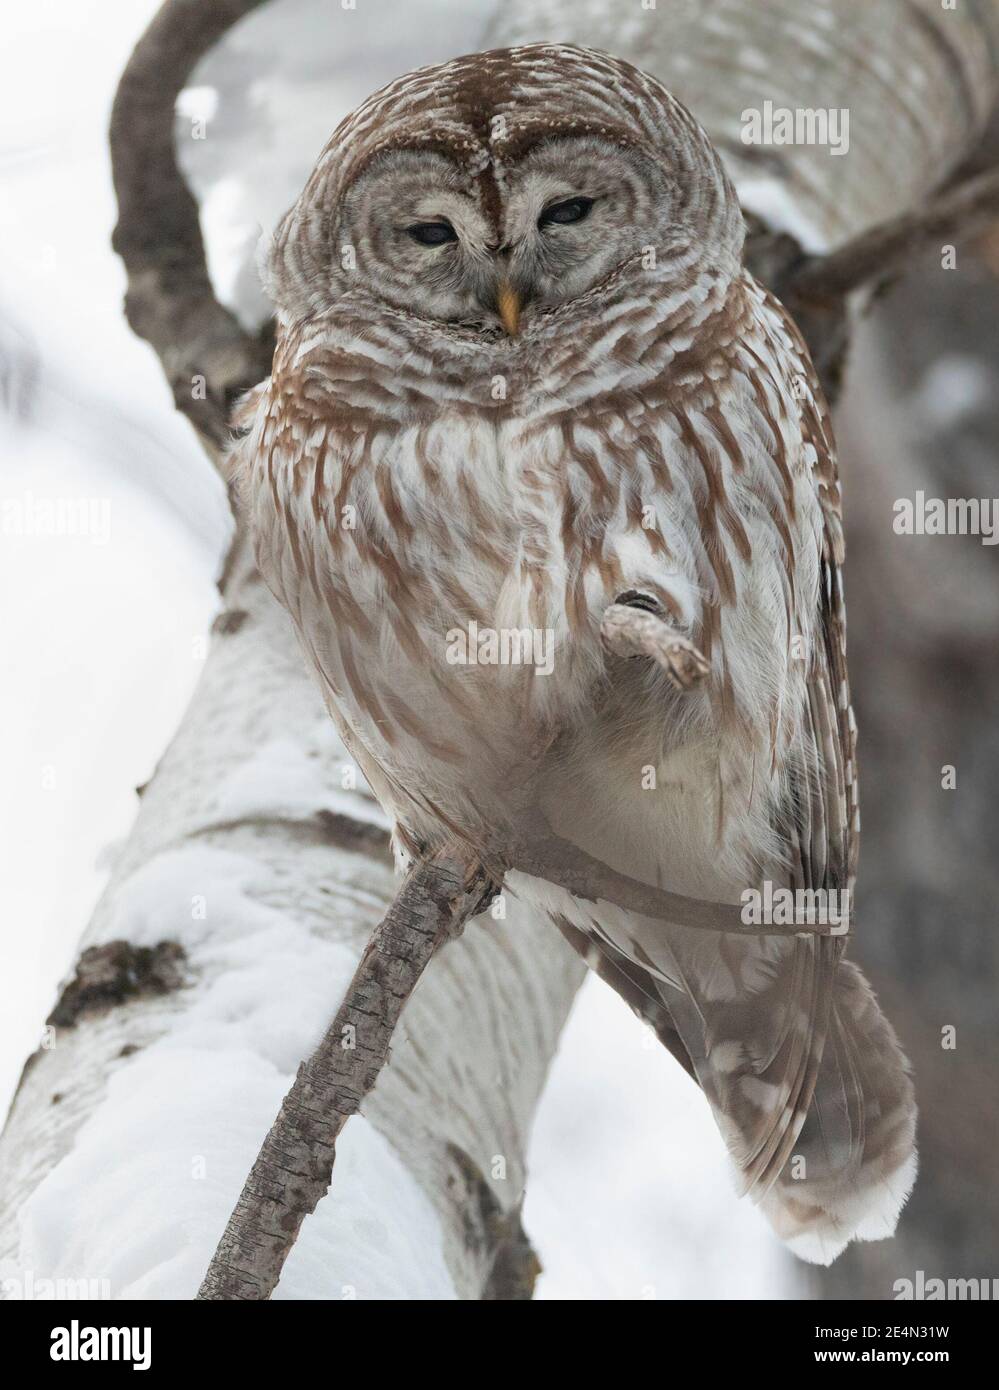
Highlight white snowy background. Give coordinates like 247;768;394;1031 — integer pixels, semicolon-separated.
0;0;794;1298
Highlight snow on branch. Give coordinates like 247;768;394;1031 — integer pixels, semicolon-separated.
198;850;500;1300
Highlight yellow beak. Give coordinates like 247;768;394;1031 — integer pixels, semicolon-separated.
497;280;521;337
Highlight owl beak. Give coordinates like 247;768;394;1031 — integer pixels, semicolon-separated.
496;280;521;337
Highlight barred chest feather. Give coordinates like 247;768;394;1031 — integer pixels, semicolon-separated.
240;276;825;862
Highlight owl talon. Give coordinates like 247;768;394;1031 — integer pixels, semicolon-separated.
600;603;709;690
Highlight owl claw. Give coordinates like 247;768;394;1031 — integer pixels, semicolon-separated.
653;634;711;690
600;602;709;691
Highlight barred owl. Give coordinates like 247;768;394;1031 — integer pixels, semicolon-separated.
230;44;917;1264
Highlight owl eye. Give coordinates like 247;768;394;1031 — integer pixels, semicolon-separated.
538;196;595;229
406;221;458;246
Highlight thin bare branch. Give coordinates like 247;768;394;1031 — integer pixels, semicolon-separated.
109;0;274;460
787;165;999;303
196;849;500;1301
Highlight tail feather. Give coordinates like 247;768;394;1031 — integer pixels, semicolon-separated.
555;911;917;1265
758;959;917;1264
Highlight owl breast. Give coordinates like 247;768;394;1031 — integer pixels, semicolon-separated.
246;283;820;851
286;399;618;776
251;347;701;840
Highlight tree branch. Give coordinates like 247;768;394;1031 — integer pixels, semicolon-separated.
197;849;500;1300
787;164;999;303
745;163;999;400
109;0;275;459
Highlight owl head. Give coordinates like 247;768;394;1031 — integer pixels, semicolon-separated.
265;44;743;342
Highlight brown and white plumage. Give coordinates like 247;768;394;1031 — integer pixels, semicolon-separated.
230;44;916;1263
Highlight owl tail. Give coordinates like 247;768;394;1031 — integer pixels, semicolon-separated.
754;957;917;1265
667;940;918;1267
554;917;916;1266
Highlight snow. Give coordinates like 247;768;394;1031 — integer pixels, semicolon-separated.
208;729;389;830
738;176;831;254
6;830;454;1298
0;406;223;1116
10;1050;455;1300
527;979;794;1299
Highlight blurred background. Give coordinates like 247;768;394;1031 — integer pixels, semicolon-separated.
1;0;996;1298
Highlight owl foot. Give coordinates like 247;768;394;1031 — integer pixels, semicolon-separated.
600;602;709;691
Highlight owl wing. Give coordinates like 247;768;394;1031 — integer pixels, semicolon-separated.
553;282;914;1262
751;295;915;1259
777;291;856;899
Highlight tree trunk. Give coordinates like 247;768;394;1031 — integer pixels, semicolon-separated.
0;534;581;1299
489;0;999;248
